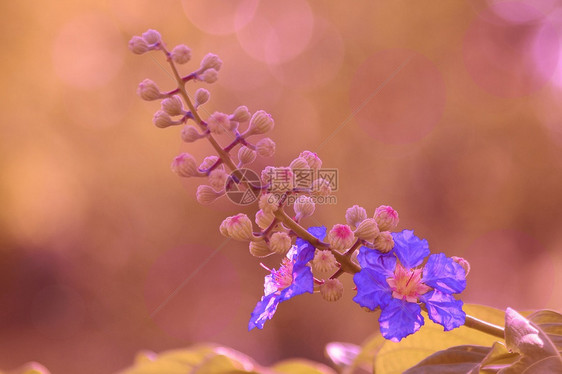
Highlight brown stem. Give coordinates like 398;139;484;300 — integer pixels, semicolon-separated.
421;305;504;339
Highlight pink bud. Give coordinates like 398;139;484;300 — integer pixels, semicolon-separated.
231;106;251;122
238;146;257;166
128;36;149;54
181;125;203;143
345;205;367;229
299;150;322;170
327;224;354;252
374;205;399;231
207;112;230;134
142;29;161;45
256;138;276;157
247;110;274;135
194;88;210;106
249;241;274;257
312;250;338;272
137;79;163;101
293;195;315;219
196;185;223;205
161;95;184;116
200;53;222;71
373;231;394;253
320;279;344;302
223;213;253;241
171;44;191;64
269;232;292;254
354;218;380;241
171;153;199;177
198;68;218;83
153;110;176;128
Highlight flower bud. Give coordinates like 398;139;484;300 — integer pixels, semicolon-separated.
196;185;223;205
269;232;292;255
238;146;257;166
181;125;203;143
289;157;309;171
128;36;149;54
294;195;315;219
198;68;218;83
222;213;253;241
261;166;275;184
299;150;322;170
312;250;338;273
354;218;379;241
207;112;230;134
194;88;210;106
137;79;163;101
373;231;394;253
320;279;344;302
161;95;184;116
256;138;276;157
247;110;274;135
374;205;399;231
312;178;331;196
255;209;275;230
345;205;367;229
327;224;355;252
231;106;251;123
200;53;222;71
171;153;199;177
268;167;293;192
452;256;471;277
142;29;161;45
199;155;219;171
171;44;191;64
259;193;279;213
208;169;227;191
152;110;175;128
249;240;274;258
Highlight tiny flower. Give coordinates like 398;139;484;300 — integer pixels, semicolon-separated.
374;205;399;231
249;240;274;258
199;155;220;171
320;279;344;302
161;95;184;116
451;256;470;277
142;29;161;45
196;185;223;205
170;44;191;64
197;68;218;83
137;79;163;101
346;205;368;229
299;150;322;170
171;153;200;177
231;106;251;123
293;195;315;220
249;226;326;330
238;146;257;166
255;209;275;230
207;112;230;134
128;36;149;54
270;232;292;255
200;53;223;71
353;230;466;342
256;138;276;157
181;125;204;143
194;88;210;106
312;178;331;196
259;193;279;213
354;218;380;241
246;110;274;136
222;213;254;241
327;224;355;252
312;250;338;273
289;157;309;171
208;169;228;191
373;231;394;253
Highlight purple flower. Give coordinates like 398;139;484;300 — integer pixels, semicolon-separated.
248;226;326;330
353;229;466;342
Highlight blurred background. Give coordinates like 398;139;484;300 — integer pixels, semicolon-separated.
1;0;562;372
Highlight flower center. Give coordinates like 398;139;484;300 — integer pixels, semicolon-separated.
387;263;431;302
272;258;294;290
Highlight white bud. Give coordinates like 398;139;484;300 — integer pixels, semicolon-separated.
128;36;149;54
256;138;276;157
312;250;338;273
345;205;367;229
137;79;163;101
312;178;331;196
255;209;275;230
161;95;184;116
354;218;380;241
289;157;309;171
238;146;257;166
299;150;322;170
231;106;251;123
171;44;191;64
199;155;219;171
153;110;175;128
259;193;279;213
171;153;199;177
142;29;161;45
320;279;344;302
269;232;292;255
207;112;230;134
194;88;210;106
249;240;274;258
373;231;394;253
196;185;223;205
200;53;223;71
208;169;228;191
293;195;315;219
181;125;204;142
198;68;218;83
261;166;275;185
374;205;399;231
247;110;274;135
222;213;253;241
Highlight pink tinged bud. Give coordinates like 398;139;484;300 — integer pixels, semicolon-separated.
142;29;161;45
354;218;380;241
207;112;230;134
137;79;163;101
171;44;191;64
255;209;275;230
452;256;471;277
345;205;368;229
152;110;177;128
128;36;149;54
256;138;276;157
200;53;223;71
247;110;274;135
312;250;338;272
259;193;279;213
374;205;399;231
231;106;251;123
320;279;344;302
208;169;227;191
269;232;292;255
249;240;274;258
199;155;219;171
181;125;204;143
312;178;331;196
327;224;355;252
171;153;200;177
269;167;293;192
198;68;218;83
293;195;315;219
194;88;210;106
196;185;223;205
223;213;254;241
299;150;322;170
161;95;184;116
289;157;309;171
261;166;275;184
373;231;394;253
238;146;257;166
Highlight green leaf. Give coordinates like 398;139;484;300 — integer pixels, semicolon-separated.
479;341;519;372
270;359;336;374
403;344;490;373
526;310;562;352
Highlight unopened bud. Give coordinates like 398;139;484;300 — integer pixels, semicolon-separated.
171;44;191;64
137;79;163;101
261;166;275;184
207;112;230;134
452;256;471;277
128;36;149;54
142;29;161;45
161;95;184;116
312;178;331;196
247;110;274;135
255;209;275;230
289;157;309;171
345;205;367;229
196;185;223;205
327;224;355;252
294;195;315;219
374;205;399;231
249;240;274;258
171;153;199;177
269;232;292;254
299;150;322;170
312;250;338;273
354;218;380;241
222;213;253;241
269;167;293;192
320;279;344;302
198;68;218;83
153;110;176;128
200;53;222;71
259;193;279;213
238;146;257;166
231;106;251;123
199;155;219;171
208;169;227;191
194;88;210;106
181;125;204;142
256;138;276;157
373;231;394;253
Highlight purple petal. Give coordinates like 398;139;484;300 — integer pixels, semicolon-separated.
420;290;466;331
279;265;314;302
248;293;279;330
352;268;392;310
379;298;424;342
295;225;327;263
391;230;430;269
357;246;396;277
422;253;466;294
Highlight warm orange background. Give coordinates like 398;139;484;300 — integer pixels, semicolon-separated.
1;0;562;373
